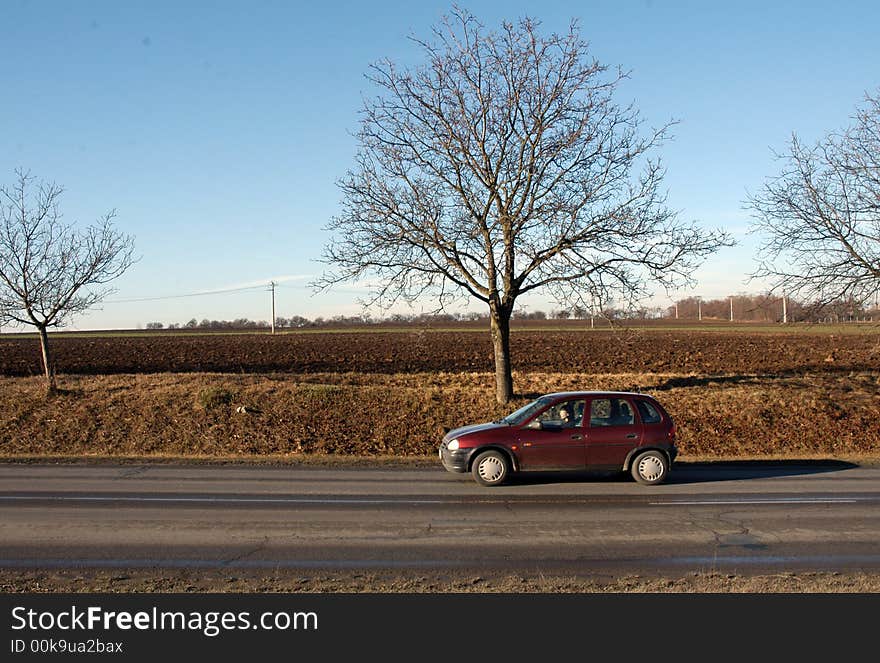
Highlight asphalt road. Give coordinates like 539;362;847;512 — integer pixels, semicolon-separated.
2;461;880;576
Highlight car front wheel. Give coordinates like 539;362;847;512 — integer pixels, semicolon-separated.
471;450;510;487
631;450;669;486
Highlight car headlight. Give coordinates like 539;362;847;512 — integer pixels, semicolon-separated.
446;439;460;451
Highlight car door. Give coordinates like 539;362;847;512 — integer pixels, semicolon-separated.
515;399;587;470
585;396;643;468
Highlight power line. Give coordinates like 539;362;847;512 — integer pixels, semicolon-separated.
104;280;385;305
105;284;266;304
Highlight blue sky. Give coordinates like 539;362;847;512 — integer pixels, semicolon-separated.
2;0;878;329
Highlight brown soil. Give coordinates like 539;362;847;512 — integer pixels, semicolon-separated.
3;568;879;593
2;328;879;376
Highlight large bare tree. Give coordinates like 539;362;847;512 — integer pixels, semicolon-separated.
0;170;136;390
318;8;731;403
748;89;880;310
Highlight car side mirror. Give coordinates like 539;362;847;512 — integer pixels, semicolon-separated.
525;420;543;430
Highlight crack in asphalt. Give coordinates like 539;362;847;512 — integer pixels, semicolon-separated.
223;536;269;566
710;510;771;550
681;508;765;550
115;466;150;480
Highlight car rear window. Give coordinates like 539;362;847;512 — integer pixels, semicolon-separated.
636;400;662;424
589;398;634;426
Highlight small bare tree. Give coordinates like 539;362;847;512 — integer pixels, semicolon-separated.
748;89;880;311
0;170;136;390
318;8;731;403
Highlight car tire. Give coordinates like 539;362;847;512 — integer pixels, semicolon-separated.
471;450;510;487
631;450;669;486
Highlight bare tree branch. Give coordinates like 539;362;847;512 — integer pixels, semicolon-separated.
0;169;136;388
748;88;880;312
315;7;731;402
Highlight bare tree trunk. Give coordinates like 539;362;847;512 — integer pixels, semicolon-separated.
490;307;513;404
37;325;56;392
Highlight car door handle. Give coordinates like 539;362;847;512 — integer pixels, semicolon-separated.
625;433;638;439
570;434;583;440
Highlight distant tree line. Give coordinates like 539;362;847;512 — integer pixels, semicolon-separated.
143;309;629;329
142;292;880;331
144;313;485;330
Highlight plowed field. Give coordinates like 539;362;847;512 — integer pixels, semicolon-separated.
1;328;879;376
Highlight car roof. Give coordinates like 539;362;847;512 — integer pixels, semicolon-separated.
542;391;653;399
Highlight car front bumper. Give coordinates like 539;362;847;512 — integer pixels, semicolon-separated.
439;443;475;473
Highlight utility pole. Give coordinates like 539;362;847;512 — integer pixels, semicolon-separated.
729;296;734;322
269;280;277;334
782;293;787;324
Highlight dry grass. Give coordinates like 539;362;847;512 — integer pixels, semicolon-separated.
1;371;879;458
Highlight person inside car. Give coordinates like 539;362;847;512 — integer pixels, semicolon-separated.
559;407;574;427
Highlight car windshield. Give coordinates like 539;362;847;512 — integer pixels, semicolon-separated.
501;396;554;425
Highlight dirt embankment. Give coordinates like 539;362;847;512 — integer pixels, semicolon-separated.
4;568;880;594
2;371;879;459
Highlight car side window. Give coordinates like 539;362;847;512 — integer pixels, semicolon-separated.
536;399;585;427
590;398;635;427
635;400;662;424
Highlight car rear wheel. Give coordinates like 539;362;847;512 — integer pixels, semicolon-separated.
472;450;510;487
631;450;669;486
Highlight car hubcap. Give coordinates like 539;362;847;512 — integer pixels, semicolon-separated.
478;457;505;483
638;456;664;481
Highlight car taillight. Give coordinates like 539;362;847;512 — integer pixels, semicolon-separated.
669;422;676;439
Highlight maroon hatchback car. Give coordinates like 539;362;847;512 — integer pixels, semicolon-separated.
439;391;677;486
